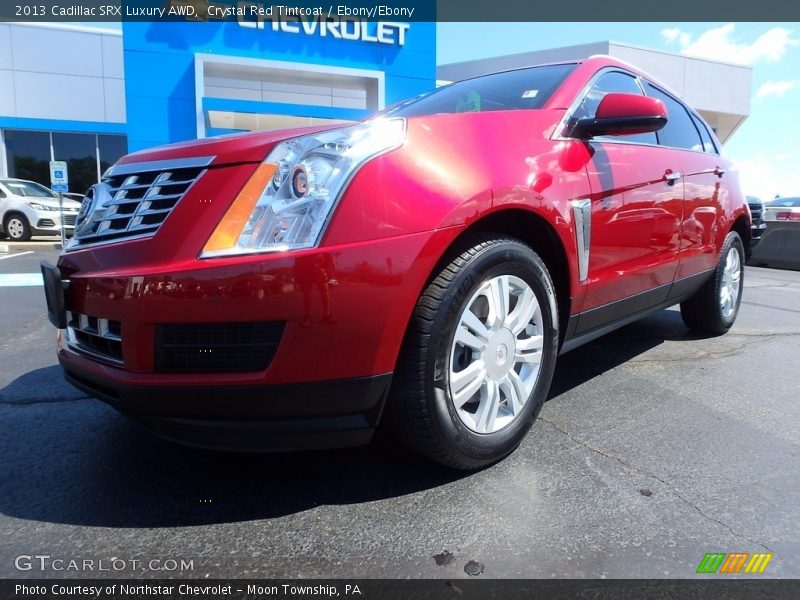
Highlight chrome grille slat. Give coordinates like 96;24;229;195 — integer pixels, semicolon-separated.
128;223;160;232
107;195;182;206
69;157;212;248
142;193;183;201
67;311;122;342
112;183;151;191
65;311;123;366
113;179;196;190
134;207;174;217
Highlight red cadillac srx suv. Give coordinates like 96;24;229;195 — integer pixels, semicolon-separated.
42;57;749;469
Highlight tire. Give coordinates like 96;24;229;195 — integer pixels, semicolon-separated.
3;213;32;242
387;236;560;470
680;231;744;335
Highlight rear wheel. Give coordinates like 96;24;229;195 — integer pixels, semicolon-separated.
3;213;32;242
680;231;744;334
387;237;559;470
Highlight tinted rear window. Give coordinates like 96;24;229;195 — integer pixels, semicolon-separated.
384;64;577;118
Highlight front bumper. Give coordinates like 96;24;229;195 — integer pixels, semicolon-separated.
52;224;458;450
30;211;78;235
62;358;391;450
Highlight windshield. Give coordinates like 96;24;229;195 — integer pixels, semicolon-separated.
1;180;57;198
383;63;577;118
766;197;800;208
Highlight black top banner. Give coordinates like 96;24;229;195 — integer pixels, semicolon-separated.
0;0;799;22
4;579;800;600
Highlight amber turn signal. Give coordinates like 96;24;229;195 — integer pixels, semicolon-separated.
203;163;277;254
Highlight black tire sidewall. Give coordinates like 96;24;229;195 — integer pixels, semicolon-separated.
424;241;559;467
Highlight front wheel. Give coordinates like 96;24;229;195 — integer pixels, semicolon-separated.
387;237;559;470
680;231;745;335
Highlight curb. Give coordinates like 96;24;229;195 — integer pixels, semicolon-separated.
0;242;63;253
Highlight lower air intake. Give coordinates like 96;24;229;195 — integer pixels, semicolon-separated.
154;322;284;373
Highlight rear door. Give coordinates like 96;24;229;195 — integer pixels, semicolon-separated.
575;71;684;322
642;83;727;280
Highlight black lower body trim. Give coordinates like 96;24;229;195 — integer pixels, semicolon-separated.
62;363;392;451
561;269;714;354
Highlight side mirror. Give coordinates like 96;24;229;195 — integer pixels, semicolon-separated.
570;93;667;139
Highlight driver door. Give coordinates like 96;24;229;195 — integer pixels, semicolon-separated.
572;71;684;329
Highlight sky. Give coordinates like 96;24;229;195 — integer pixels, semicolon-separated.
438;22;800;200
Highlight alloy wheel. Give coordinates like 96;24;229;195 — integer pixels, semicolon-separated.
6;218;25;240
720;246;742;320
449;274;545;434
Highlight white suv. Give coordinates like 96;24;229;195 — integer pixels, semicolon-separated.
0;178;82;241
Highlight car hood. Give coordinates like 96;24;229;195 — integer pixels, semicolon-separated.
116;125;346;168
114;109;565;171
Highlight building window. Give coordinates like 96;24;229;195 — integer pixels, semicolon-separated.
2;130;127;194
196;55;384;137
98;135;128;176
52;132;98;197
4;130;51;186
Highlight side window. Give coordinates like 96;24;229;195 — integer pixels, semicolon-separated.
571;71;657;145
690;113;718;154
0;188;6;199
644;83;704;151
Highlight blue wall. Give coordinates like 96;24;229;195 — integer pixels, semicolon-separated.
122;21;436;152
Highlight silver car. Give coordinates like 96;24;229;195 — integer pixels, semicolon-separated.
763;196;800;222
0;178;81;241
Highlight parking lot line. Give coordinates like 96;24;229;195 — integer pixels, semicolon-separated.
0;251;34;261
0;273;43;287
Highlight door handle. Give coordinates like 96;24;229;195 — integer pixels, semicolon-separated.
664;170;682;185
714;166;726;177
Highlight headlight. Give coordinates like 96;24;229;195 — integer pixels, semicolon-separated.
27;202;59;212
201;118;406;258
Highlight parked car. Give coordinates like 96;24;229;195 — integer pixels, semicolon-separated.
746;196;767;253
62;192;87;203
763;196;800;222
0;178;81;241
42;56;750;469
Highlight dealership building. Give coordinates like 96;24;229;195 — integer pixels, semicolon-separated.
0;20;435;195
0;22;749;197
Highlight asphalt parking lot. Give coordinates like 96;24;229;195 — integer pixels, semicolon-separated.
0;248;798;579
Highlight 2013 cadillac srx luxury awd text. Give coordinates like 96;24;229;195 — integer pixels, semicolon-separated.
42;57;749;469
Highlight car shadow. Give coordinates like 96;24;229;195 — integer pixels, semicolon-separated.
548;307;704;400
0;309;705;529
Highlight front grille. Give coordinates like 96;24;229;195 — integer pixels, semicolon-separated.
66;311;123;366
71;157;211;247
155;322;284;373
62;214;77;226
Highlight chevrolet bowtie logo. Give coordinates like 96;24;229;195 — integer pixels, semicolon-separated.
697;552;773;574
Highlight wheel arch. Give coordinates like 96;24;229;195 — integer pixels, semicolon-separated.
421;208;573;346
3;210;29;228
731;212;751;253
